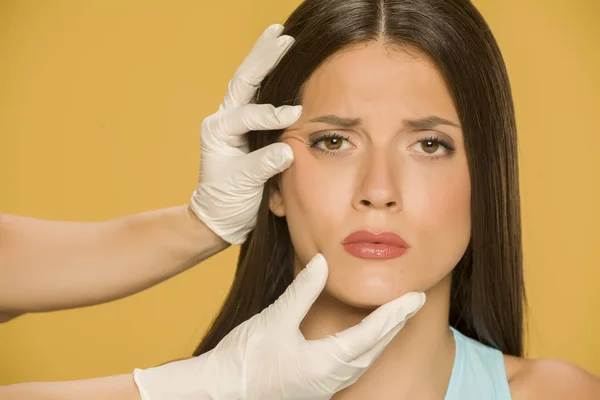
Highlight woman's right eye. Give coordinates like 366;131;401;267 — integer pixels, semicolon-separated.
309;133;353;155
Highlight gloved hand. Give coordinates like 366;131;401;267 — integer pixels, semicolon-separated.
133;253;426;400
189;24;302;245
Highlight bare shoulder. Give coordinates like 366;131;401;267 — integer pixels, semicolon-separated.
504;355;600;399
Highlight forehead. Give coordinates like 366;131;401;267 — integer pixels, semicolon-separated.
301;42;458;122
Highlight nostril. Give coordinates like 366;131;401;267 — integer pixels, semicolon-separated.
386;201;397;207
360;200;371;206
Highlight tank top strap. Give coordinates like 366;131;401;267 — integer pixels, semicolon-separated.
444;326;512;399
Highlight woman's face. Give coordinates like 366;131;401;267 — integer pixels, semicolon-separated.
270;42;471;309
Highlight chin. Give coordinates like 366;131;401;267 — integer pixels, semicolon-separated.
324;275;411;310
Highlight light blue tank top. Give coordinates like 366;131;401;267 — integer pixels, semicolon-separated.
444;327;512;399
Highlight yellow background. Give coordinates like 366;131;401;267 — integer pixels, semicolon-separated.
0;0;598;384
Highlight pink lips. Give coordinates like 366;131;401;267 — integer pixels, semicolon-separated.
342;231;409;260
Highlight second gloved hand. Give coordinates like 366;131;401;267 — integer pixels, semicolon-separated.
133;254;426;400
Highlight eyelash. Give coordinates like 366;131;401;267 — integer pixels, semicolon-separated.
309;132;456;159
418;135;456;160
309;132;352;155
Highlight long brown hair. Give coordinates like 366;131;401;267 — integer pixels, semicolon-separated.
195;0;525;357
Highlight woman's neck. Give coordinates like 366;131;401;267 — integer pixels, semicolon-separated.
300;274;456;399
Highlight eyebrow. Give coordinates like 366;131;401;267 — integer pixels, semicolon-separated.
307;114;460;129
403;116;460;129
308;115;361;127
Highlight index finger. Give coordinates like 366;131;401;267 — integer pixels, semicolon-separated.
320;292;426;362
220;24;295;111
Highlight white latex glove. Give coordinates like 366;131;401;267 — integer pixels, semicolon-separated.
133;254;426;400
189;24;302;245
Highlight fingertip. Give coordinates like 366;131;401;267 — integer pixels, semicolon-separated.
304;253;328;280
266;24;285;37
269;142;294;172
276;35;295;49
275;105;303;120
274;138;293;150
275;142;294;170
282;142;294;160
403;291;426;306
397;291;426;319
307;253;327;269
415;291;427;308
416;291;427;311
291;105;303;119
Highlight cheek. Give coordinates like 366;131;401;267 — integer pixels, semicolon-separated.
403;159;471;272
404;162;471;228
279;142;357;259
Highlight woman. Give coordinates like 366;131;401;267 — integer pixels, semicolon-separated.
192;0;599;398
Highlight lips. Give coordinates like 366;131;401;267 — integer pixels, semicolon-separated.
342;230;409;260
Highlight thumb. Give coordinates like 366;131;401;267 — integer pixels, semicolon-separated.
273;253;329;326
239;142;294;184
325;292;426;362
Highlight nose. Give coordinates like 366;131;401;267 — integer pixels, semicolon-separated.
352;150;402;212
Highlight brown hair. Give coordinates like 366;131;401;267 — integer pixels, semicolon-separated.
195;0;525;357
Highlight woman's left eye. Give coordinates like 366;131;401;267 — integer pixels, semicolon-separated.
309;133;353;154
410;136;456;159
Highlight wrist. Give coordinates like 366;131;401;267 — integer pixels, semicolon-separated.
188;187;248;245
133;350;241;400
181;204;229;262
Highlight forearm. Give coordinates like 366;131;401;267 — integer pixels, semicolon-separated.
0;374;141;400
0;205;229;313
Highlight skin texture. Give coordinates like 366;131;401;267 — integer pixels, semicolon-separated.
0;374;141;399
0;206;228;314
273;42;471;310
270;42;600;399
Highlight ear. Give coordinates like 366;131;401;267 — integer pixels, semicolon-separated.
268;182;286;217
